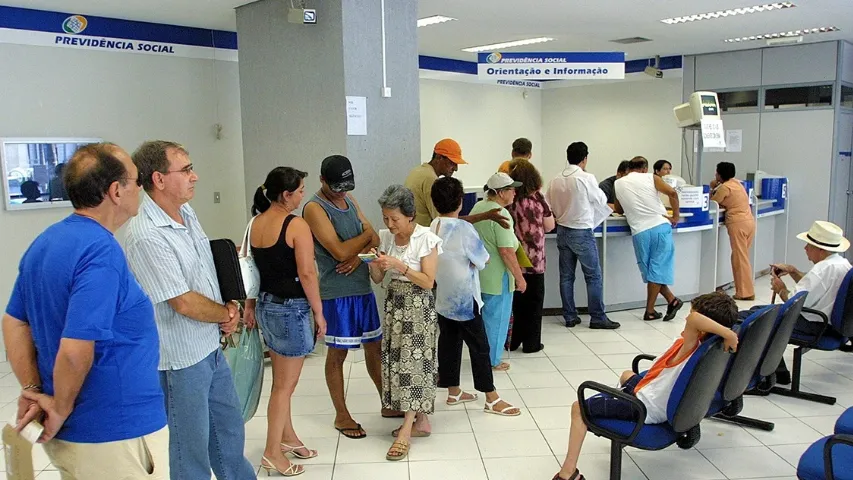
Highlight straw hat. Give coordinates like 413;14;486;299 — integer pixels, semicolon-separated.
796;221;850;253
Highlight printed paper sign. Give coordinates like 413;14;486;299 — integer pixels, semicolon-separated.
701;119;726;150
725;130;743;153
477;52;625;81
678;186;705;209
346;96;367;136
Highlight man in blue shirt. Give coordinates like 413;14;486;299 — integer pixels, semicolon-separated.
3;143;168;479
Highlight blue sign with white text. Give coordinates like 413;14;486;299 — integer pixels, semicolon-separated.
477;52;625;80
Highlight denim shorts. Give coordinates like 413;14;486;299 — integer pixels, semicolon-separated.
256;293;314;358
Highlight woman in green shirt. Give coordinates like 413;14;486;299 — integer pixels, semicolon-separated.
469;173;527;371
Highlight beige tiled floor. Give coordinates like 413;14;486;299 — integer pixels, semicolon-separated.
4;280;850;479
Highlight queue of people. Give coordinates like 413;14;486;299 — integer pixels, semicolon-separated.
3;137;850;479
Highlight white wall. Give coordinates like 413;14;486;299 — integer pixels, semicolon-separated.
0;44;245;310
540;77;684;185
419;79;543;189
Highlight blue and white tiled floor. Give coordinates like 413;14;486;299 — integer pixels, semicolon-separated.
4;279;852;479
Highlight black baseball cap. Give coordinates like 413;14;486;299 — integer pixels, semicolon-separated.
320;155;355;193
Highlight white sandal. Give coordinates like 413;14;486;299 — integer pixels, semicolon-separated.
484;397;521;416
446;391;478;406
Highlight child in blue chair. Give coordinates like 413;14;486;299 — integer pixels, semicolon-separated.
552;292;739;480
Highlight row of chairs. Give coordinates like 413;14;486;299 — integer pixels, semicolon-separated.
578;269;853;480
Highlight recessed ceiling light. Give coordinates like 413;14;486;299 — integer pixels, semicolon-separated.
661;2;795;25
417;15;456;28
724;26;839;43
461;37;555;53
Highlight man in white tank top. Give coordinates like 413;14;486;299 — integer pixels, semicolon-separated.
614;157;685;322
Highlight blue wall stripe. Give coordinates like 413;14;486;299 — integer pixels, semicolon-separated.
419;55;478;75
0;5;238;49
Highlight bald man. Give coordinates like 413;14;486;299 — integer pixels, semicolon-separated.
3;143;169;479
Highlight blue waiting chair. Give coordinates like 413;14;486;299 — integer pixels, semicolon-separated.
836;407;853;435
797;435;853;480
772;269;853;405
578;335;732;480
745;291;809;395
707;304;779;431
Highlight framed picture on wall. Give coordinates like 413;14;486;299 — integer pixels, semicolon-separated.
1;137;101;211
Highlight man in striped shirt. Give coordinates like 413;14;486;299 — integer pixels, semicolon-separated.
125;141;256;480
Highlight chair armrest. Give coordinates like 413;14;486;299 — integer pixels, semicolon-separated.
799;307;830;348
824;434;853;480
632;354;656;374
577;380;648;444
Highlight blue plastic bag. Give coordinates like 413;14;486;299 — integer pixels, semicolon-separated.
222;325;264;423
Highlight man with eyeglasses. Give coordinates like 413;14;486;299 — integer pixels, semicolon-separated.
3;143;169;479
125;140;255;480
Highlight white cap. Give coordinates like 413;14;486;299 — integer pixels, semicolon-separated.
484;172;522;192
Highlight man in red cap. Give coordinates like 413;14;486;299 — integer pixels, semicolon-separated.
406;138;509;228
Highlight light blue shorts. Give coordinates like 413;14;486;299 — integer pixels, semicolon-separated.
632;223;675;285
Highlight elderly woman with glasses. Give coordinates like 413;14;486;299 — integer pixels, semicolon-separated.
368;185;442;462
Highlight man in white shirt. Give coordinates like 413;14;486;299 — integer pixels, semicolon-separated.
614;157;684;322
769;220;852;382
546;142;619;329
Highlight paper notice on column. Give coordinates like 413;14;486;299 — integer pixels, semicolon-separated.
346;96;367;136
725;129;743;153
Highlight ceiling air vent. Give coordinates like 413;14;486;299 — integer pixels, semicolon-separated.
610;37;653;44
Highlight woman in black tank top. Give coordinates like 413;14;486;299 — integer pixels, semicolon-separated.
244;167;326;476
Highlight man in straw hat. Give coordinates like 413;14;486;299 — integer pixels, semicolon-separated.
768;220;851;383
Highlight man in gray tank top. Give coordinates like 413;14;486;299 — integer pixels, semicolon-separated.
303;155;396;439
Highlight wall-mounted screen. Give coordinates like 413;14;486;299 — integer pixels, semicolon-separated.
1;138;100;211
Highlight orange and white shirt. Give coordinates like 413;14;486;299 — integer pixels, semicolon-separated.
633;336;700;424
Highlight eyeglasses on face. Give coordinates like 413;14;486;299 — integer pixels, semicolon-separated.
162;164;195;176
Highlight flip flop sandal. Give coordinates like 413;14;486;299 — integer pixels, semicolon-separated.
492;362;511;371
446;391;478;406
386;440;409;461
335;424;367;439
484;397;521;417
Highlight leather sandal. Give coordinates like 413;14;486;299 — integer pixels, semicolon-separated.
386;440;409;461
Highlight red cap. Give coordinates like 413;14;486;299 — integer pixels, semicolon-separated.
434;138;466;165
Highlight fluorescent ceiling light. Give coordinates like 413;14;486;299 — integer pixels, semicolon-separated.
724;26;839;43
417;15;456;28
661;2;795;25
462;37;555;53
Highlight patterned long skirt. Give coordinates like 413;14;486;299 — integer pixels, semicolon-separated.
381;280;438;414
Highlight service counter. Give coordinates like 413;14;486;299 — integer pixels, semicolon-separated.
464;175;789;314
543;214;709;312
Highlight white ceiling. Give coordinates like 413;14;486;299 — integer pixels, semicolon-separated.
5;0;853;61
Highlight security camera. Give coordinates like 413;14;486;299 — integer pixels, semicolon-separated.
288;8;317;24
644;55;663;79
644;65;663;79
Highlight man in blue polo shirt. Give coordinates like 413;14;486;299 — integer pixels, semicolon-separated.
3;143;168;479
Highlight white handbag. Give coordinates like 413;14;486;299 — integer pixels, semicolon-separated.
239;216;261;299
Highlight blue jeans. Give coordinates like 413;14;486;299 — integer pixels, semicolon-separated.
556;226;607;323
159;349;256;480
